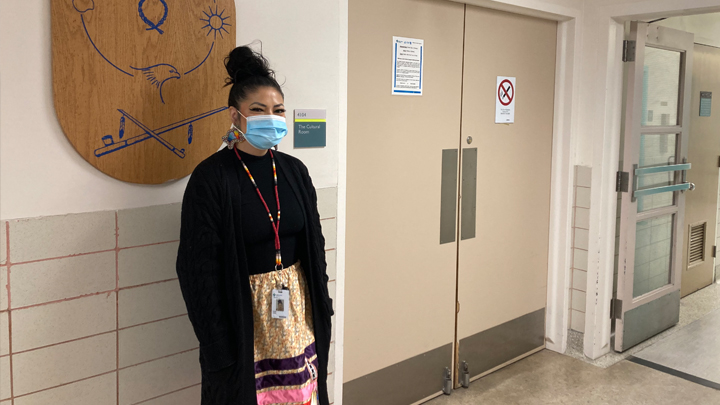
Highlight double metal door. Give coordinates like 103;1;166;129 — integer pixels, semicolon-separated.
345;2;557;403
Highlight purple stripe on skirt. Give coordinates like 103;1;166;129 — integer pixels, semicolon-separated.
254;342;317;374
256;367;311;390
255;357;321;391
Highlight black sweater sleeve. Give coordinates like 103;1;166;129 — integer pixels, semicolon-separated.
176;162;236;372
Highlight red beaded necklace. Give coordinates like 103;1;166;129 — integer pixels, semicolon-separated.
234;147;283;271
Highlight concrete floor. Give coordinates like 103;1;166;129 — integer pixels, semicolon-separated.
425;284;720;404
425;350;720;405
565;282;720;368
633;307;720;387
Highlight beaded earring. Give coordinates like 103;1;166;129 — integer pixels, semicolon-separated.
222;122;246;149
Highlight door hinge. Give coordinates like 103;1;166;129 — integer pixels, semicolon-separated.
616;171;629;192
717;156;720;168
623;40;636;62
460;361;470;388
713;245;717;258
611;298;623;320
442;367;452;395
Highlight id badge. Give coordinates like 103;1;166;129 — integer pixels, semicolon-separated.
271;289;290;319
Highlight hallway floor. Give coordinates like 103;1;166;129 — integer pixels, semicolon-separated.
565;282;720;368
425;283;720;404
425;350;720;405
631;307;720;389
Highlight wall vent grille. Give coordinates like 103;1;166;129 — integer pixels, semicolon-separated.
688;222;706;266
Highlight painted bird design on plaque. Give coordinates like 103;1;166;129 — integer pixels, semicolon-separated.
130;64;181;104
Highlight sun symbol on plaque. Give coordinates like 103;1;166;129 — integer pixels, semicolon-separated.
200;6;231;39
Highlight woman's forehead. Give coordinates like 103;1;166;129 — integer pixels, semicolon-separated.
243;87;284;104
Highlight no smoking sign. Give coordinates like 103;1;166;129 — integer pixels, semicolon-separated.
495;76;516;123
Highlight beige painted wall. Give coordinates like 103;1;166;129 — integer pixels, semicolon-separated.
659;13;720;48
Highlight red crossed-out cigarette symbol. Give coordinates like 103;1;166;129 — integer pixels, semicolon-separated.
498;79;514;106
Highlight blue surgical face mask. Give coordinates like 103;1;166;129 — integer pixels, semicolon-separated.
240;113;288;150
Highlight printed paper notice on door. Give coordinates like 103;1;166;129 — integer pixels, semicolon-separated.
392;37;423;96
495;76;516;123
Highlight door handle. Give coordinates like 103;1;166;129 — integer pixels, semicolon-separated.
631;161;693;201
440;149;459;244
681;157;694;193
461;148;478;240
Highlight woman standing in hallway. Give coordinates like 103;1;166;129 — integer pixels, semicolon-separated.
176;45;334;405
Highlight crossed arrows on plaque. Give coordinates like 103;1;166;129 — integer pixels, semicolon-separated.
94;107;227;158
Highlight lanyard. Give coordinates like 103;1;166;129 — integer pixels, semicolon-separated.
234;148;283;271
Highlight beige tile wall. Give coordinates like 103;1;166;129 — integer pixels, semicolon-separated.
0;186;339;404
570;166;591;333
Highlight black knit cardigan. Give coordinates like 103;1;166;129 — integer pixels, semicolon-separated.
176;147;334;405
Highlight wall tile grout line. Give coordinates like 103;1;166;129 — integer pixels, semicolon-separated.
116;211;120;405
5;239;180;268
117;313;188;331
11;289;117;312
118;277;179;292
11;276;181;312
130;382;202;405
11;329;117;356
9;248;116;267
118;240;180;251
8;342;199;400
118;347;199;372
11;369;118;401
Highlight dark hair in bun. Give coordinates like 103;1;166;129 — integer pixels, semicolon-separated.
225;45;284;108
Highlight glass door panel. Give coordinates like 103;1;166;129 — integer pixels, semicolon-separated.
642;47;681;127
634;214;674;298
637;133;678;213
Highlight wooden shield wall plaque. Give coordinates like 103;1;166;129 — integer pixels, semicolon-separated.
52;0;236;184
